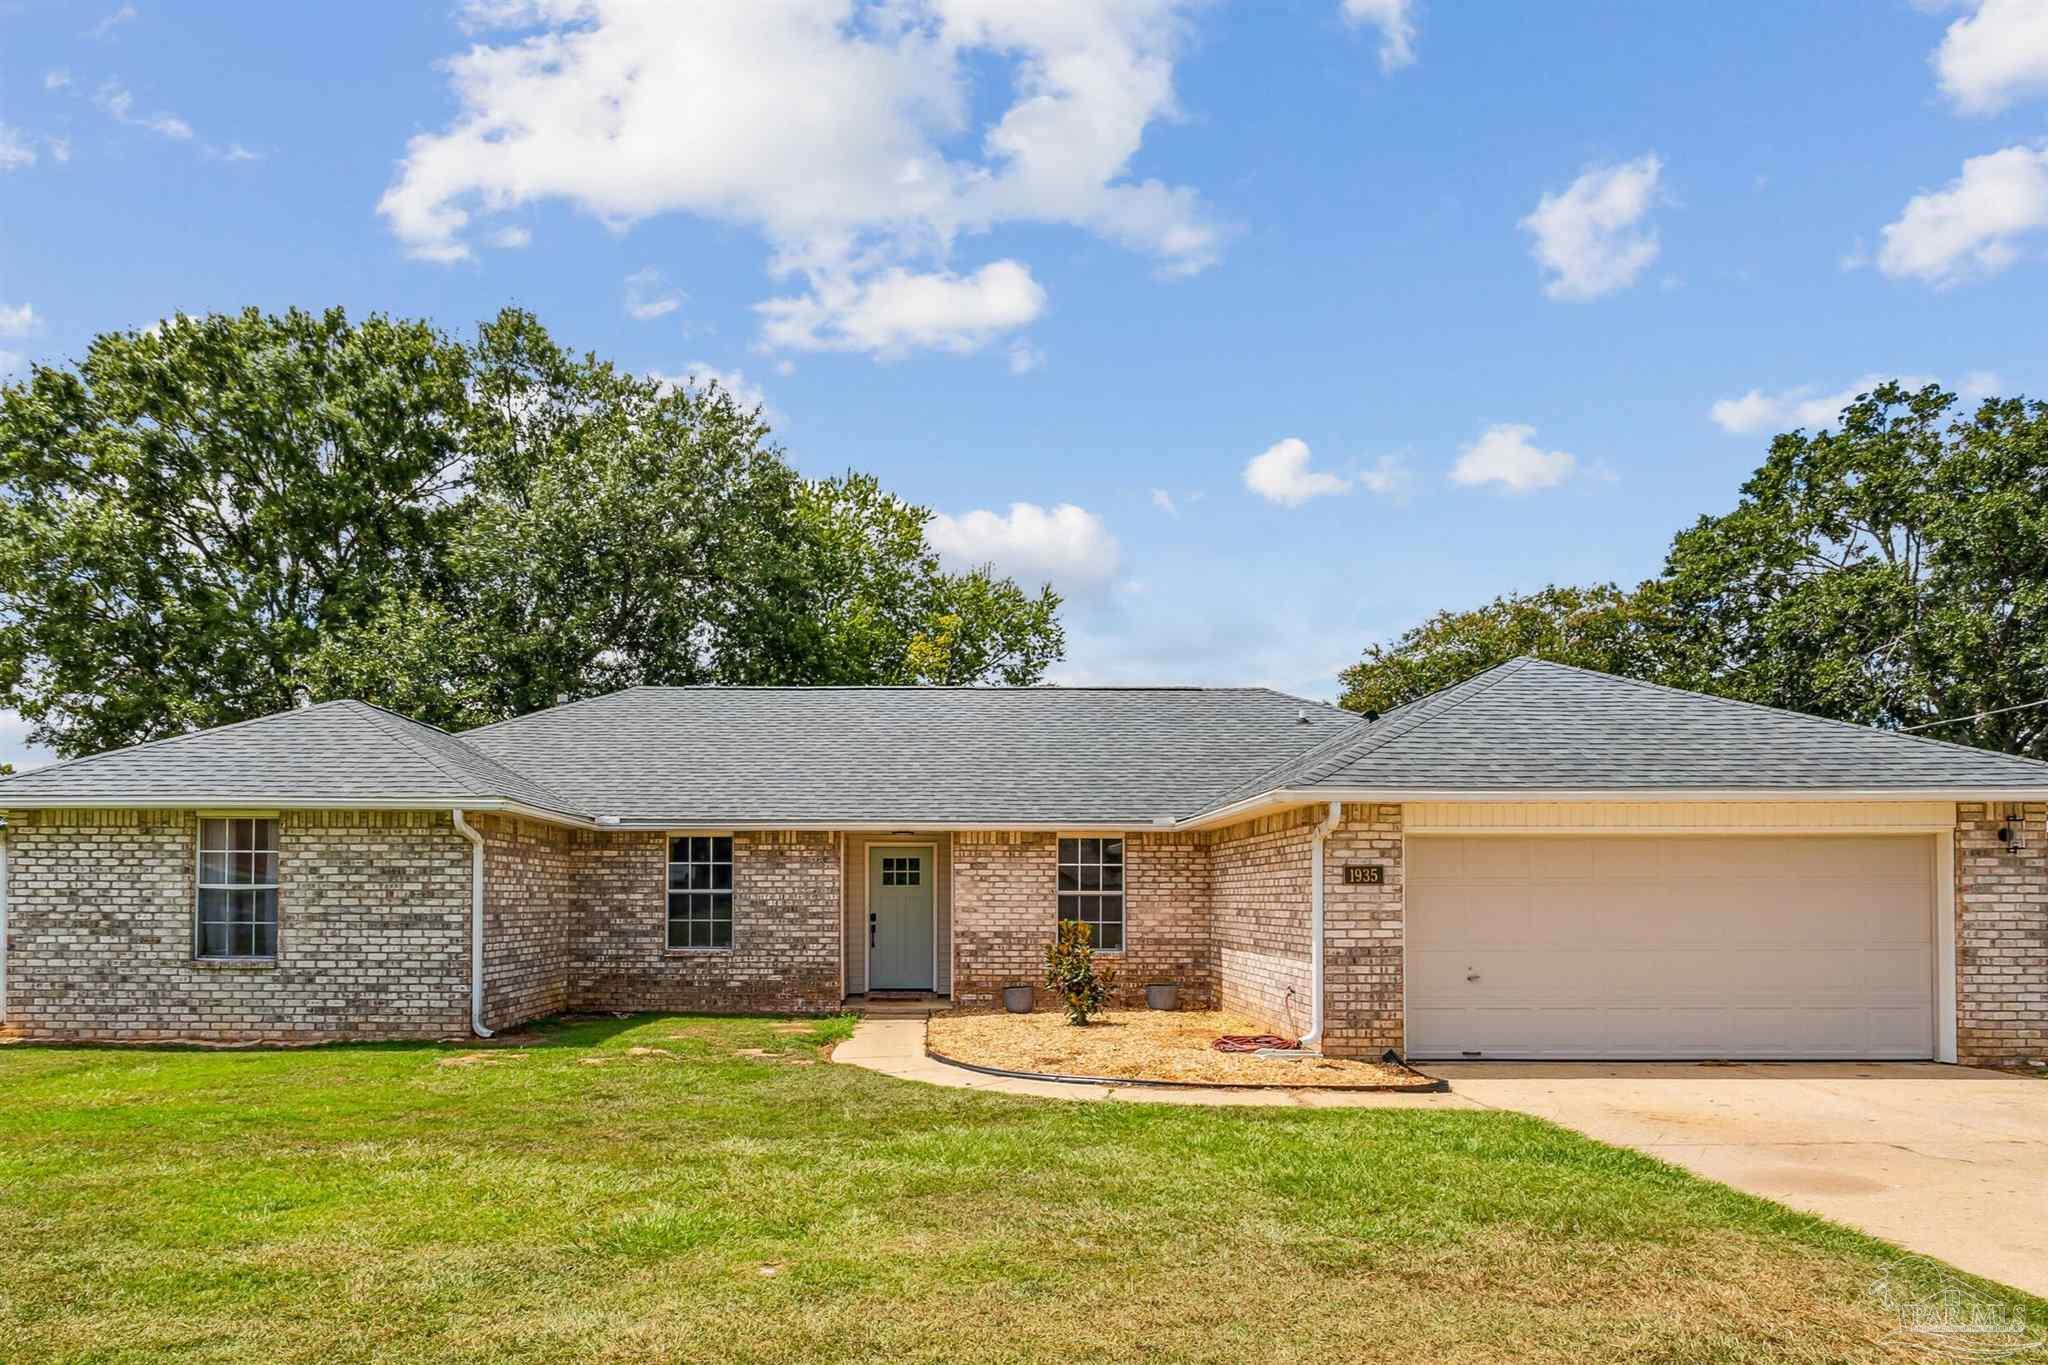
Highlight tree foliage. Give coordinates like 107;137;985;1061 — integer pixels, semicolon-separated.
1340;381;2048;758
0;307;1066;754
1337;583;1670;717
0;309;470;754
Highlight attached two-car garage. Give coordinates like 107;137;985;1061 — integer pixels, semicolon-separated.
1404;833;1939;1061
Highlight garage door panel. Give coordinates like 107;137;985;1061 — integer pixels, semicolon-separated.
1865;946;1935;994
1406;834;1936;1060
1461;837;1539;878
1408;884;1526;947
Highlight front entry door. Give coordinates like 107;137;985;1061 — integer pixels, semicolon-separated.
869;846;935;991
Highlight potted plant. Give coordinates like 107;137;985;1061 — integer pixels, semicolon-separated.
1002;984;1034;1013
1043;919;1117;1025
1145;982;1179;1011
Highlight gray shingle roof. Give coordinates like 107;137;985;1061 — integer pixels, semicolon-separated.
0;701;587;817
1212;657;2048;806
460;686;1360;824
8;664;2048;826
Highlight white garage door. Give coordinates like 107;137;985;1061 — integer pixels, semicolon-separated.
1406;835;1936;1060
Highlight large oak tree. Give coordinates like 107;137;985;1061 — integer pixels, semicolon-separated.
1339;382;2048;758
0;308;1064;754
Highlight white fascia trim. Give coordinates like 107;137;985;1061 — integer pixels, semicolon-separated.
619;820;1149;834
1180;786;2048;831
0;796;604;829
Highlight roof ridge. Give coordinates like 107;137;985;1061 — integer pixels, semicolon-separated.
462;688;640;737
1290;656;1533;788
0;700;357;787
345;704;492;798
1522;658;2048;773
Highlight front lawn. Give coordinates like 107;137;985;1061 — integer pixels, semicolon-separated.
0;1015;2038;1363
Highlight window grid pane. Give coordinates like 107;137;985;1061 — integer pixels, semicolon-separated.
668;836;735;949
196;819;279;960
1056;836;1124;952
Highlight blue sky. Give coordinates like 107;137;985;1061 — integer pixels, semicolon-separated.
5;0;2048;768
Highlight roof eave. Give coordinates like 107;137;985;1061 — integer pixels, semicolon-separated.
0;795;603;830
1178;783;2048;831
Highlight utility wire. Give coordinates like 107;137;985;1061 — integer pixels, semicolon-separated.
1900;697;2048;732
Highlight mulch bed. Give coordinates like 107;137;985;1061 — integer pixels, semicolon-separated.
925;1009;1435;1089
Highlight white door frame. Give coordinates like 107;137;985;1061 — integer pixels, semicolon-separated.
867;841;938;993
1398;828;1954;1063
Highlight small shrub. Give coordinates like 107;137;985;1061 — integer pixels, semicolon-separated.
1044;919;1117;1025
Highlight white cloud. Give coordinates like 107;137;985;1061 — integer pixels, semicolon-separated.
624;267;683;321
1710;371;2001;434
1341;0;1418;72
1519;153;1664;301
1150;488;1178;516
1934;0;2048;115
1006;338;1046;375
94;80;193;140
1449;423;1576;493
1243;437;1352;507
0;126;36;170
1354;453;1412;496
215;143;263;163
44;69;72;90
926;501;1121;587
381;1;1221;355
1874;145;2048;286
483;225;530;248
757;260;1045;358
0;303;40;338
86;4;137;40
47;136;71;164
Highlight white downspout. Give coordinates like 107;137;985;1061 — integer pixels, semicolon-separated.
1299;800;1343;1051
452;810;493;1038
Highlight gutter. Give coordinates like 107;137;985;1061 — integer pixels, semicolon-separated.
451;809;493;1038
1298;800;1342;1052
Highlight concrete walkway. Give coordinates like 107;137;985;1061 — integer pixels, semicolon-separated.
832;1014;1473;1108
1431;1061;2048;1298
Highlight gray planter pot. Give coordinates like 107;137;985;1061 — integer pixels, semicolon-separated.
1145;982;1180;1011
1002;985;1035;1014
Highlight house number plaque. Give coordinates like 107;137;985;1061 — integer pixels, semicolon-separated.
1342;865;1385;886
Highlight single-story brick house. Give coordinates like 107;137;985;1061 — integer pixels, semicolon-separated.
1;658;2044;1066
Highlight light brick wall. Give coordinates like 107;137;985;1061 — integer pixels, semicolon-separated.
1;809;470;1041
568;830;843;1015
1209;807;1318;1039
951;832;1058;1009
1320;803;1404;1059
1957;801;2048;1068
475;813;576;1030
1119;832;1214;1009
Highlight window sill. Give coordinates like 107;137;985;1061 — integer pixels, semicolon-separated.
190;957;279;970
663;948;734;957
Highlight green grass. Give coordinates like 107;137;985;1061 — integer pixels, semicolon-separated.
0;1015;2039;1363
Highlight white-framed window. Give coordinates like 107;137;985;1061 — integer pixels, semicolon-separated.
197;817;279;959
668;835;733;949
1057;836;1124;952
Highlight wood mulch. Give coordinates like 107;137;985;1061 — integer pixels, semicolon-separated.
925;1008;1433;1089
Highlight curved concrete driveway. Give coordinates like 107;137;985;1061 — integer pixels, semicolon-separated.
1430;1062;2048;1298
